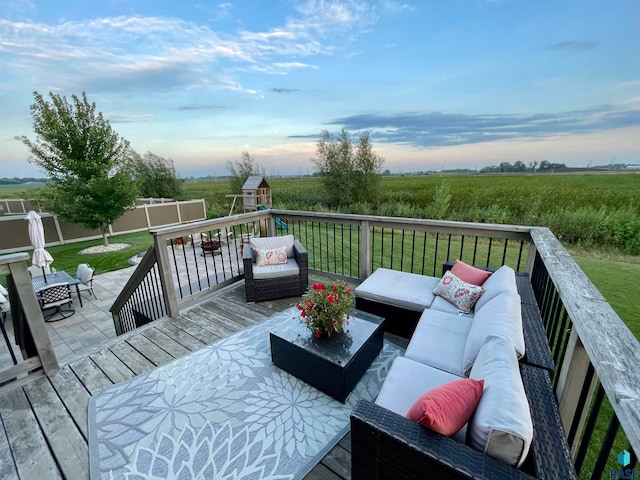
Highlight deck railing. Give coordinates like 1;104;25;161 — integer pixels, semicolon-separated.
107;208;638;477
0;253;58;389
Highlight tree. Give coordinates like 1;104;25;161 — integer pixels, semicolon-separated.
16;91;138;245
131;152;183;199
227;150;264;193
312;129;384;206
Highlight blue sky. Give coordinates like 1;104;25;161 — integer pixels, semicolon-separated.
1;0;639;178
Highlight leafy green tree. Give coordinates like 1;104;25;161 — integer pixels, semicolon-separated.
227;150;264;193
131;152;183;199
16;91;138;245
312;129;384;206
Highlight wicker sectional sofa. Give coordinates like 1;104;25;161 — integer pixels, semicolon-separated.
351;263;576;479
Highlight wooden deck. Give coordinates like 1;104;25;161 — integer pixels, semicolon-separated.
0;280;404;480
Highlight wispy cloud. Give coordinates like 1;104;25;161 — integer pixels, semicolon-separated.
0;1;379;97
177;104;226;111
321;103;640;147
272;88;300;94
546;41;597;52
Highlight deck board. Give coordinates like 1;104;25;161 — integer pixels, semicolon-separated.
0;281;370;480
23;377;90;479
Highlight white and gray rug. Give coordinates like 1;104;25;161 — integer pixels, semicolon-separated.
88;308;403;480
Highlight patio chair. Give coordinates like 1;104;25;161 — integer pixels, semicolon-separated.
38;282;75;322
243;234;308;302
28;265;50;278
76;265;97;300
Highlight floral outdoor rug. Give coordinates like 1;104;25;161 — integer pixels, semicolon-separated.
88;307;403;480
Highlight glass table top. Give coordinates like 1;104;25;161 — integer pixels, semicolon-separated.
269;307;384;366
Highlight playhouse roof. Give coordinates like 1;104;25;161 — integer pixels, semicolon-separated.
242;176;269;191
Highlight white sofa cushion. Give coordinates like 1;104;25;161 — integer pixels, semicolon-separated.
429;296;474;318
251;258;300;280
473;265;517;312
469;335;533;468
355;268;440;312
405;309;472;377
376;356;468;442
250;234;295;258
462;290;524;375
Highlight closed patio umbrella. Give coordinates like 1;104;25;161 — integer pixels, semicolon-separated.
25;210;54;282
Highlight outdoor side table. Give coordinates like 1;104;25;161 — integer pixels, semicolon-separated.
270;308;385;403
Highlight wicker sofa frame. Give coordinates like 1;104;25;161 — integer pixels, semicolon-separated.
351;364;576;479
243;239;309;302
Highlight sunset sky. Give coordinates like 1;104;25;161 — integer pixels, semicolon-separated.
1;0;639;177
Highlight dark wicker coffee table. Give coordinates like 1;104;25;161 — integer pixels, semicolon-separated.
269;308;385;402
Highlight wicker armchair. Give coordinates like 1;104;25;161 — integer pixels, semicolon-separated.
350;364;576;480
243;236;308;302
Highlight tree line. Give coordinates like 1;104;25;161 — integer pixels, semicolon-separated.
479;160;567;173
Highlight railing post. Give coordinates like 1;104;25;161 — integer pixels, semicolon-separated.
153;233;179;319
267;214;276;236
359;220;370;280
6;256;58;372
525;239;537;277
555;329;597;453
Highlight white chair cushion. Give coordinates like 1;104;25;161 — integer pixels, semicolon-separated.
76;263;89;279
474;265;517;312
0;291;8;304
355;268;440;312
251;258;300;280
376;357;468;443
250;234;295;258
80;267;94;284
0;284;8;296
469;335;533;468
462;290;524;376
405;309;472;377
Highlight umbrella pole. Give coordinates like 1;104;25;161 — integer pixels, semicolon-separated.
42;267;47;284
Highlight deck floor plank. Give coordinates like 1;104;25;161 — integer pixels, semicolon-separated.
0;409;20;480
125;333;175;366
140;327;192;359
47;366;91;439
69;357;115;396
155;320;208;351
89;348;136;385
23;377;90;479
169;315;221;345
179;307;235;338
0;387;63;479
108;341;156;375
189;304;249;332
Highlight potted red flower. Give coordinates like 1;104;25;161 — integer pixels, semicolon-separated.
296;281;354;338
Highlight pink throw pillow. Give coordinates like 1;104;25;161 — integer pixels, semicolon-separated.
255;246;288;266
451;260;492;286
406;378;485;436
